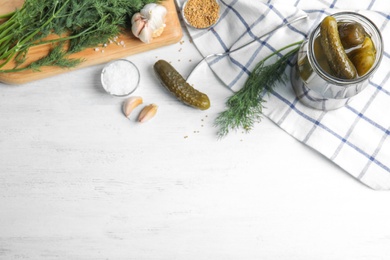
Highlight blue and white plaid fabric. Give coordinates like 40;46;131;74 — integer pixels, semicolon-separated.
177;0;390;190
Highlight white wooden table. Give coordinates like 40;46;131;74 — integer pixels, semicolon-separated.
1;16;390;260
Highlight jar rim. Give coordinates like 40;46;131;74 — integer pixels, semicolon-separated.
308;11;384;86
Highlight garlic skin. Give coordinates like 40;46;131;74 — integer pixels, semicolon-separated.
131;13;145;36
138;104;158;123
138;22;153;44
131;4;167;43
123;96;143;118
141;4;167;36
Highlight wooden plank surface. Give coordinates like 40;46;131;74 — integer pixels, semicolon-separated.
0;0;24;15
0;0;183;85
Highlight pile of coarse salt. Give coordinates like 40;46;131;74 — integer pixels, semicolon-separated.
101;59;140;96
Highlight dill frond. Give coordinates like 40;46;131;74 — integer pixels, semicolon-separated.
0;43;84;73
0;0;160;73
215;41;303;138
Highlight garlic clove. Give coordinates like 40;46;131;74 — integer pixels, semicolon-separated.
131;14;146;37
140;3;158;19
146;5;167;31
131;12;143;24
131;4;167;43
123;96;143;118
138;104;158;123
138;23;153;43
141;4;167;38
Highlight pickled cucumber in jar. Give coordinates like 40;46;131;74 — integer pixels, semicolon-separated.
338;22;366;49
315;16;376;79
348;36;376;76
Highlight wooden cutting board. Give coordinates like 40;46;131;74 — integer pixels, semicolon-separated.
0;0;183;85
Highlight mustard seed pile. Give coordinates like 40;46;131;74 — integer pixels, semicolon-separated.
183;0;220;29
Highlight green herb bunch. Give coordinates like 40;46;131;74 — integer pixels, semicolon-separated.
215;41;303;138
0;0;159;73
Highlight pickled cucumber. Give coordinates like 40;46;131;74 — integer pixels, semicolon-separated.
320;16;357;79
348;36;376;76
338;22;366;49
154;60;210;110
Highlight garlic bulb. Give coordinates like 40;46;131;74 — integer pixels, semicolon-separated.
131;4;167;43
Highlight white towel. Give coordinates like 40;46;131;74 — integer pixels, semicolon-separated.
178;0;390;190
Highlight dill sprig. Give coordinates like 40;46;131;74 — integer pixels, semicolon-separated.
215;41;303;138
0;43;84;73
0;0;159;73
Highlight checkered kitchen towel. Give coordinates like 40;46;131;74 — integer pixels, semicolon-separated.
177;0;390;190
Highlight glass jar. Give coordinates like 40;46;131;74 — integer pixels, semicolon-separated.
291;12;383;110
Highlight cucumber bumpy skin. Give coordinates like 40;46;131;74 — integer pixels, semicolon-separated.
154;60;210;110
320;16;357;79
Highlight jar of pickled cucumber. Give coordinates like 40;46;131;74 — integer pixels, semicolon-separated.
291;12;383;110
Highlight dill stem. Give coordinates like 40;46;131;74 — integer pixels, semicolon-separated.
0;5;27;31
0;22;17;41
0;50;18;70
0;0;70;70
0;44;14;60
261;40;303;63
31;27;95;48
0;38;13;57
0;11;16;20
18;1;66;47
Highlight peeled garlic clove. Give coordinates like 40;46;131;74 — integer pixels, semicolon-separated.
123;96;143;118
138;104;158;123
